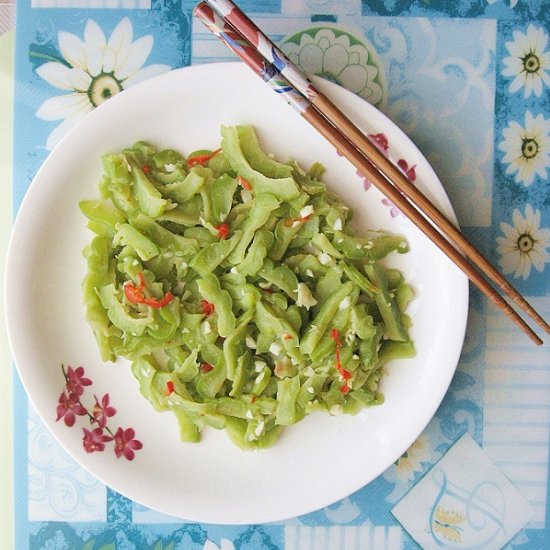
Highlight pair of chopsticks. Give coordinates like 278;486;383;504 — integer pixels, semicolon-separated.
193;0;550;346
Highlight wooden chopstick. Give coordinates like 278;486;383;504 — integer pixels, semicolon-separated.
194;2;545;346
316;94;550;337
201;0;550;340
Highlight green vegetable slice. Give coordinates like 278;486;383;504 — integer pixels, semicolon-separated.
81;125;415;450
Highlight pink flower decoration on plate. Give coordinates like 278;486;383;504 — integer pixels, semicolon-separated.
381;197;402;218
360;169;373;191
368;132;389;155
114;427;143;461
82;427;113;453
65;365;92;397
56;364;142;460
359;132;391;191
397;158;417;182
381;158;418;217
56;391;87;427
92;394;117;428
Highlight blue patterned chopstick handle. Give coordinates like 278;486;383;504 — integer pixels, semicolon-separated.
194;3;310;114
205;0;319;101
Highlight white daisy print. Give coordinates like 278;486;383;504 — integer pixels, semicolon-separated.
502;24;550;98
498;111;550;186
36;18;170;150
496;204;550;280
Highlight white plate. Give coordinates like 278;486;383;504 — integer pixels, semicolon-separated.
5;62;468;524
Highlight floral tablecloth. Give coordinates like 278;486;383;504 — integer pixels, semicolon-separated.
3;1;550;549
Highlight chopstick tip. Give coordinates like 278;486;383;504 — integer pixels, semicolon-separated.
532;333;544;346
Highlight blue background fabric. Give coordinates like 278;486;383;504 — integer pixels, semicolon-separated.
10;0;550;548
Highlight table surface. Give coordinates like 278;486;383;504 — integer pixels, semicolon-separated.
2;1;550;549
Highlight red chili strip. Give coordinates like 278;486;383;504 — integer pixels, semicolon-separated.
201;363;214;373
124;272;173;309
141;292;174;308
237;175;253;190
201;299;215;316
215;223;230;239
187;148;222;167
165;381;175;396
142;165;151;174
283;214;311;227
124;272;146;303
330;328;351;393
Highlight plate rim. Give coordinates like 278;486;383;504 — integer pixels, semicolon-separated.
4;61;469;524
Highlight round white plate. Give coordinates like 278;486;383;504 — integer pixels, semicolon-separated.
5;62;468;524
